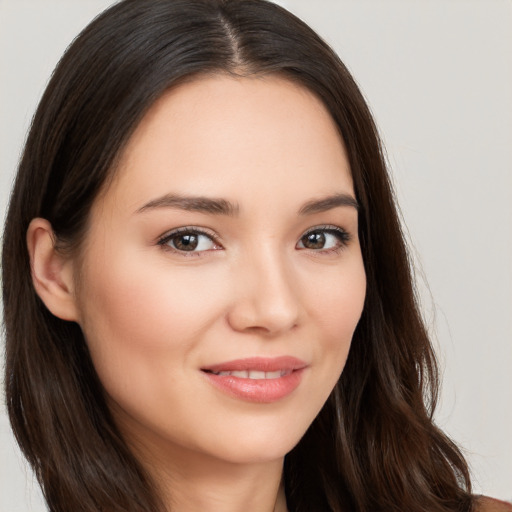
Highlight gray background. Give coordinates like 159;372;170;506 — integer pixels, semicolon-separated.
1;0;511;509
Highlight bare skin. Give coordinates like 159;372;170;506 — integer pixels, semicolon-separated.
26;74;510;512
28;75;366;511
476;497;512;512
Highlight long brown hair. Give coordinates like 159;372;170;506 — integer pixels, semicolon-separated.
2;1;473;510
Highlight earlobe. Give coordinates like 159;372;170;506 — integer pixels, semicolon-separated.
26;218;79;322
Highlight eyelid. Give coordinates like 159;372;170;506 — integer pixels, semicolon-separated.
155;224;351;255
297;224;351;251
301;224;348;236
157;226;223;253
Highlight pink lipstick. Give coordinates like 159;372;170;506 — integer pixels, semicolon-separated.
201;356;307;403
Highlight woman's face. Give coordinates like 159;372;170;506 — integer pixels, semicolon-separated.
73;75;366;467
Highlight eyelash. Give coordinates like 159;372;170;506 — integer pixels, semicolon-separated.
298;225;351;254
157;224;351;257
157;226;221;257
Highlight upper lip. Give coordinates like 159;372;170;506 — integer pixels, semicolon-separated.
201;356;308;373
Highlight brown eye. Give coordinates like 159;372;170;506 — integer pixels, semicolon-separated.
172;233;199;251
301;231;326;250
296;227;350;251
159;229;218;253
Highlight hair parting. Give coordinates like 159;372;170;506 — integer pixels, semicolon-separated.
2;1;473;511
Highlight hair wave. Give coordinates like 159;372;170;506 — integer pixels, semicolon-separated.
2;1;472;510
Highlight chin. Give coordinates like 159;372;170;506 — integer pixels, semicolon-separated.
205;420;310;465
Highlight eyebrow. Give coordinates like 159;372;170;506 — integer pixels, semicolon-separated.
136;194;240;216
298;193;359;215
136;192;358;216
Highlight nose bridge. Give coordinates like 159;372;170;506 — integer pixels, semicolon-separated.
228;241;300;334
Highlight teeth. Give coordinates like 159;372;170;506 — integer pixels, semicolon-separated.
231;370;249;378
212;370;287;379
248;370;266;379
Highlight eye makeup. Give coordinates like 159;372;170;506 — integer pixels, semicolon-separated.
156;223;351;257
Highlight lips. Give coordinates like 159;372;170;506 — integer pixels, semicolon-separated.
208;369;288;379
202;356;307;374
201;356;307;403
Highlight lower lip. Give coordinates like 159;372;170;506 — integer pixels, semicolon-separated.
202;369;305;403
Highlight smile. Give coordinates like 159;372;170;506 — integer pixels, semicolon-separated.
206;369;290;379
201;356;307;403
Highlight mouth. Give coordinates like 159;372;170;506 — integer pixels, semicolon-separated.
201;355;307;374
203;369;291;379
200;356;307;403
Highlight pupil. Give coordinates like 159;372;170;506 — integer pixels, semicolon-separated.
304;232;325;249
175;234;198;251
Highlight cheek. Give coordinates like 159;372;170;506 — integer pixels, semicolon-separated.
304;257;366;378
306;257;366;339
76;247;230;394
81;248;223;340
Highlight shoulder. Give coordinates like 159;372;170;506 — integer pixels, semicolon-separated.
474;496;512;512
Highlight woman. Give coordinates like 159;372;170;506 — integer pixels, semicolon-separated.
2;0;510;511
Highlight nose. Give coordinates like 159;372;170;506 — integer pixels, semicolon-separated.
226;249;301;336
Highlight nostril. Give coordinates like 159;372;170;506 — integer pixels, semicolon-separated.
226;267;300;334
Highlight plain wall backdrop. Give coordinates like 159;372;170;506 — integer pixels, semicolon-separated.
1;0;511;510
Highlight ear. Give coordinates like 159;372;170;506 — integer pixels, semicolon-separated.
26;218;80;322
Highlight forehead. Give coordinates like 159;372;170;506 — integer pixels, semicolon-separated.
105;74;353;212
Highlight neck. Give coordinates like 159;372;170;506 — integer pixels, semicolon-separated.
132;437;288;512
165;459;286;512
